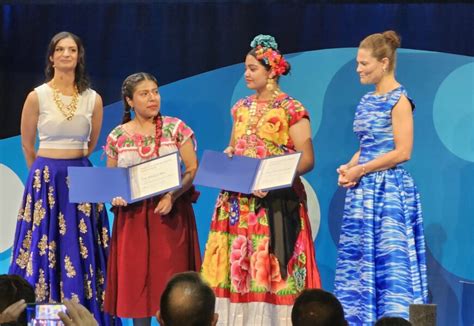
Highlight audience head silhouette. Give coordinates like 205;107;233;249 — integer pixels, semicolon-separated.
375;316;412;325
291;289;347;326
157;271;218;326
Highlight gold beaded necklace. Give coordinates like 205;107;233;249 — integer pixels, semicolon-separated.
51;81;79;121
246;89;281;136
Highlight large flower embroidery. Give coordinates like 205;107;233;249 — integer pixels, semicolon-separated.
235;135;266;158
287;237;306;277
116;134;127;148
248;208;265;226
250;237;286;293
257;108;289;145
131;133;144;147
201;232;229;287
230;235;252;293
137;144;154;158
234;108;250;139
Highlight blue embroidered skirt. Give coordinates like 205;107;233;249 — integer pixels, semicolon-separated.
9;157;113;325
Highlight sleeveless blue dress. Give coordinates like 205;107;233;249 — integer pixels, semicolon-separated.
334;86;428;324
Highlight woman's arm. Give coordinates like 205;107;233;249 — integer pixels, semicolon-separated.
343;150;361;169
87;94;104;156
289;118;314;176
342;95;414;185
337;150;360;186
20;91;40;169
224;123;236;157
106;157;117;168
154;139;197;214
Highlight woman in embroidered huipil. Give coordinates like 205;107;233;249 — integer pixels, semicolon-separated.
334;31;428;324
200;35;321;325
9;32;112;325
103;72;201;326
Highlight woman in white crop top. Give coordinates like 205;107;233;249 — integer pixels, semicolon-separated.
9;31;113;326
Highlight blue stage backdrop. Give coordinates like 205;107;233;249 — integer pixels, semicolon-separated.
0;2;473;326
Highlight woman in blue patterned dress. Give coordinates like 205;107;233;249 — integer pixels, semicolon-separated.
334;31;428;324
9;32;112;325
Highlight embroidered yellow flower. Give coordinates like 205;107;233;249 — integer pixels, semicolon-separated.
234;107;250;139
201;232;229;287
35;269;49;301
257;108;288;145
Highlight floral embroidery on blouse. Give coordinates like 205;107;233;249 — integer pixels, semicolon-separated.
231;93;309;159
104;116;196;168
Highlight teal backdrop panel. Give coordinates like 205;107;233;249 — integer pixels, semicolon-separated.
1;48;473;325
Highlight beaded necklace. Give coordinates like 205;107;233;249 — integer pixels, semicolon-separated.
245;89;281;136
51;81;79;121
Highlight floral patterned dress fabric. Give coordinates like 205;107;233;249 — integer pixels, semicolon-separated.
334;86;428;324
201;93;321;325
9;157;112;325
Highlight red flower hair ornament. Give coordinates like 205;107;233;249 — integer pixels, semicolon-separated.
251;34;289;77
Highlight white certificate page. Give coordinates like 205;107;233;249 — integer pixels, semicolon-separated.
253;152;301;191
128;153;181;200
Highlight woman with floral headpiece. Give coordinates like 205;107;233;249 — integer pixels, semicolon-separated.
201;34;321;325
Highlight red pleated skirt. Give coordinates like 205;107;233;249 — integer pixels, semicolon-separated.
104;189;201;318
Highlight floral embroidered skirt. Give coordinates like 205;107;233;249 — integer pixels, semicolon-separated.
201;179;321;325
104;188;202;318
9;157;113;325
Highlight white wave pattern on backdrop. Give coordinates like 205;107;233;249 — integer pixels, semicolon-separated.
301;176;320;240
0;164;24;253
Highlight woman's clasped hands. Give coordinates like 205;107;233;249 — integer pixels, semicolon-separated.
337;164;365;188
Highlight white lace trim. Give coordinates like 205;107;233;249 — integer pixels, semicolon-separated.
215;298;293;326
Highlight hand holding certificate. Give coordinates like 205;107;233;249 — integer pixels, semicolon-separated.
194;150;301;194
68;152;182;203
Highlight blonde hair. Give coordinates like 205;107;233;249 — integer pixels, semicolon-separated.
359;30;401;72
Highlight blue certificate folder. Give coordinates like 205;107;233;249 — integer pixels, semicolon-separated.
194;150;301;194
68;152;181;203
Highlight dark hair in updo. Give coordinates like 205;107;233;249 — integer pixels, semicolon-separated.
359;30;401;72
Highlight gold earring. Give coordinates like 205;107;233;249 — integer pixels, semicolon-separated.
266;78;275;91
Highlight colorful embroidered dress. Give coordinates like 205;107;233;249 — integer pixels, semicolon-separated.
201;93;321;325
103;116;201;318
334;86;428;324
